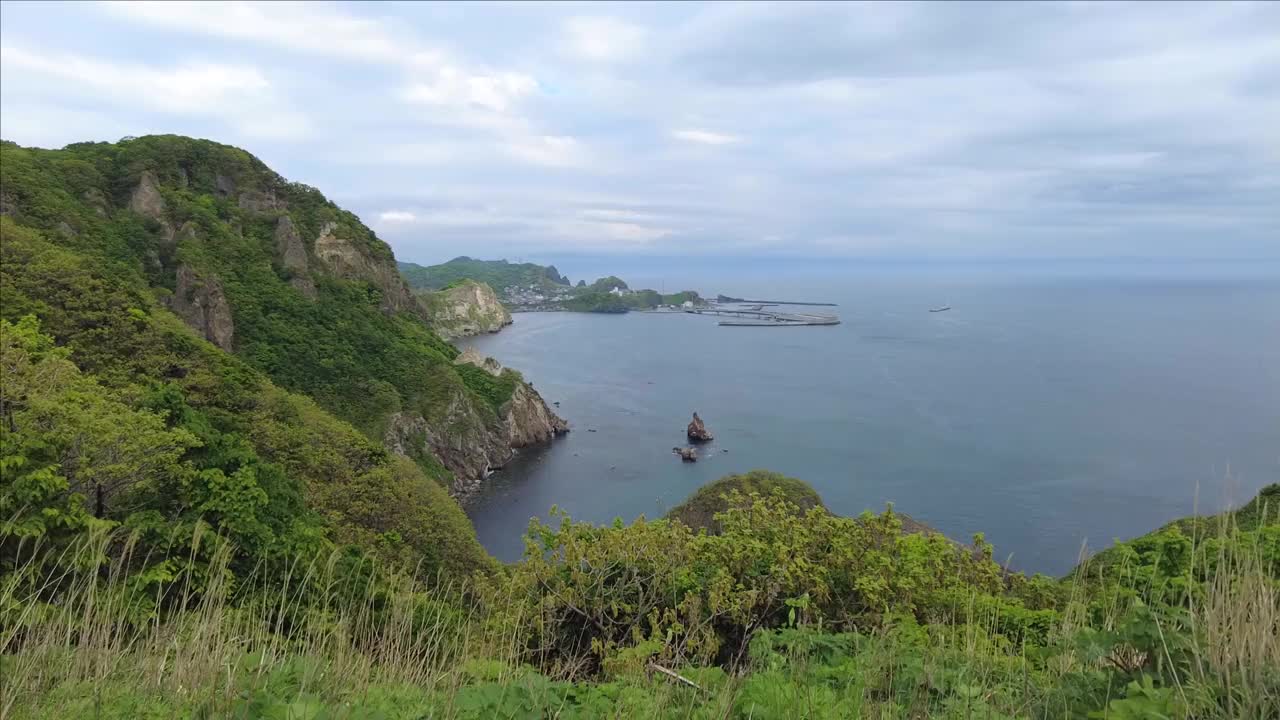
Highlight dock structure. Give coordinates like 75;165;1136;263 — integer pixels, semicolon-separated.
688;306;841;327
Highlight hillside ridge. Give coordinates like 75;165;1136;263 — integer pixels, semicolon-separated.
0;135;564;497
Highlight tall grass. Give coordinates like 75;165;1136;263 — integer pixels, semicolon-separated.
2;504;1276;719
1;524;516;718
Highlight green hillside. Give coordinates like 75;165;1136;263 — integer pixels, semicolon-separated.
0;135;527;577
0;136;556;496
399;256;570;291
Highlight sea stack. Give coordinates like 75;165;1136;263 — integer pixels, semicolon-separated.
687;412;714;442
672;446;698;462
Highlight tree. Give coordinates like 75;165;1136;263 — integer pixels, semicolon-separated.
0;316;197;565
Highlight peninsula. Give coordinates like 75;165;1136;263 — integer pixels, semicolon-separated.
399;258;709;314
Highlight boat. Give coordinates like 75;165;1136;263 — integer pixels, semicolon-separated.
929;306;951;313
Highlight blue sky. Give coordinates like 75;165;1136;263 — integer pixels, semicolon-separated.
1;1;1277;265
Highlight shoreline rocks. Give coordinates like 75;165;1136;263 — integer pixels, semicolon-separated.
672;446;698;462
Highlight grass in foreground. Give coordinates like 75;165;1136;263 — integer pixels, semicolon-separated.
2;489;1277;719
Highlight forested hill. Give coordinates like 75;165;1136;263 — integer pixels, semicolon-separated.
398;256;570;291
0;135;566;577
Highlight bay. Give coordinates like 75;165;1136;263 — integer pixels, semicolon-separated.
463;267;1280;575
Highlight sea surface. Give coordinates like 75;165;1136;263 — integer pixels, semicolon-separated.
462;267;1280;575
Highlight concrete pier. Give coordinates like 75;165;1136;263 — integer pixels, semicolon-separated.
688;307;841;327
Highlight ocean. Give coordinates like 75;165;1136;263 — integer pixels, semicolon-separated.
462;266;1280;575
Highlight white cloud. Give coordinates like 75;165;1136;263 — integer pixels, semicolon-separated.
579;208;660;223
504;135;585;168
103;1;407;64
401;68;537;114
553;219;672;247
562;17;647;62
0;45;309;140
108;0;547;142
671;129;742;146
378;210;417;223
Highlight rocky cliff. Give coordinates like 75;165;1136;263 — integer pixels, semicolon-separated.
420;279;512;339
455;347;568;451
382;346;569;495
0;135;562;497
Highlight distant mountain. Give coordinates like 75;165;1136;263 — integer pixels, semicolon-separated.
399;257;570;291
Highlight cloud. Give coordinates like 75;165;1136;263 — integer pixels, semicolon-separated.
378;210;417;223
0;45;309;140
671;129;741;146
3;2;1277;261
103;1;408;64
503;135;585;168
400;55;538;115
561;16;647;62
111;2;546;122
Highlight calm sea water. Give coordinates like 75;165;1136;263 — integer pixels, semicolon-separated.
463;268;1280;575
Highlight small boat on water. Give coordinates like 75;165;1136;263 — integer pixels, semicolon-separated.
929;306;951;313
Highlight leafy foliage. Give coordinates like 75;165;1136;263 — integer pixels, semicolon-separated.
7;484;1276;719
665;469;826;533
1;135;505;580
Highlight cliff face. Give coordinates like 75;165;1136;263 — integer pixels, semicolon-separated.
313;220;421;315
170;264;236;351
455;347;569;470
385;345;569;496
421;280;512;339
0;135;561;498
505;381;570;447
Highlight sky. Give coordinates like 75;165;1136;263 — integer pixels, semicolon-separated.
1;1;1278;267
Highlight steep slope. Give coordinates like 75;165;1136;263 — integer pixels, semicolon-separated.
418;279;512;339
399;256;570;291
0;136;563;495
0;219;490;577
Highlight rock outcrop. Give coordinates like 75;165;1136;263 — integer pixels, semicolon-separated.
273;216;316;298
455;346;504;376
214;173;236;197
687;412;714;442
83;188;110;216
385;362;568;496
237;188;286;213
421;279;512;339
129;171;175;243
383;398;510;496
454;348;568;453
506;381;569;447
673;446;698;462
170;265;236;351
314;221;419;314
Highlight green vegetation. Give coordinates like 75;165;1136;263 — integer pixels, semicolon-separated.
0;135;515;578
586;275;629;292
665;470;825;532
3;134;1276;719
0;136;494;444
560;291;633;313
5;480;1276;718
0;239;490;579
399;256;570;291
454;364;522;415
559;288;705;313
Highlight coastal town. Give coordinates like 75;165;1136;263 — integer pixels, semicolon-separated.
500;282;576;310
